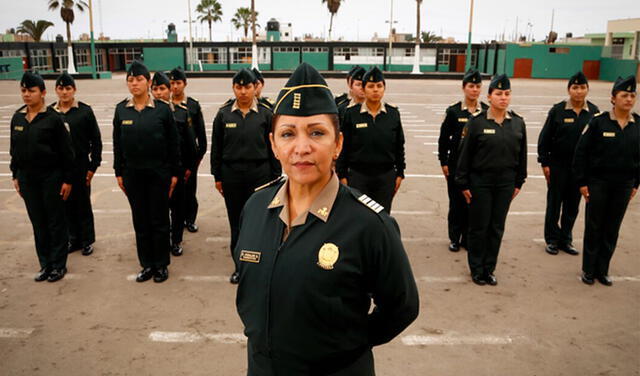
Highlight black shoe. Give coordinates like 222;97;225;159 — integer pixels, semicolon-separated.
597;275;613;286
559;244;579;256
471;274;486;286
47;267;67;282
153;268;169;283
185;223;198;233
230;271;240;284
545;243;559;255
171;244;183;257
34;267;50;282
448;242;460;252
81;245;94;256
581;272;595;285
485;273;498;286
136;267;155;282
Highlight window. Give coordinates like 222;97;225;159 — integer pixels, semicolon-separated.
0;49;25;57
273;47;299;53
197;47;227;64
55;48;68;70
108;48;142;64
29;49;52;71
75;48;90;67
302;47;328;53
334;47;359;56
229;47;252;64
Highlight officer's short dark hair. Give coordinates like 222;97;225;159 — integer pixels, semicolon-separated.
271;113;340;142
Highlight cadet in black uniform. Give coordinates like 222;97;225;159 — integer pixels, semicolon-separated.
438;69;488;252
334;65;361;108
169;67;206;233
337;66;366;122
538;71;600;256
10;72;75;282
50;72;102;256
455;74;527;286
337;66;406;213
211;68;280;284
113;61;180;283
234;62;419;376
252;68;274;110
573;76;639;286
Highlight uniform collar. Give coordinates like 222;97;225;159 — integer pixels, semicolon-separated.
19;104;47;114
564;99;589;112
126;95;155;108
360;101;387;116
609;110;635;123
53;100;79;112
268;173;340;228
486;108;511;121
231;98;259;114
461;100;480;113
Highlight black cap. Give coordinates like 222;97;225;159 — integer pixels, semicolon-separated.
55;72;75;88
274;62;337;115
462;69;482;85
233;68;256;86
612;75;636;95
568;71;588;88
252;68;264;84
362;66;385;84
152;71;170;88
127;60;150;80
347;65;362;77
21;71;45;90
169;67;187;82
489;74;511;91
351;67;366;82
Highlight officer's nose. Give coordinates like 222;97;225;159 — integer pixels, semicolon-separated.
292;134;313;155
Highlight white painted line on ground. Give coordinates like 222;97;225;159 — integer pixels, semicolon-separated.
391;211;434;215
206;237;231;242
416;276;467;283
149;331;247;344
93;209;129;214
423;142;438;146
0;188;14;192
0;328;34;339
407;129;439;133
402;334;523;346
413;135;438;139
533;238;582;244
509;211;544;216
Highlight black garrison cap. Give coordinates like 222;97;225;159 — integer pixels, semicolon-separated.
489;74;511;91
612;75;636;95
568;71;588;87
362;66;385;84
252;68;264;84
169;66;187;82
347;65;362;78
152;71;171;88
273;62;337;115
462;69;482;85
233;68;256;86
21;71;45;90
55;72;75;88
127;60;150;79
351;66;366;82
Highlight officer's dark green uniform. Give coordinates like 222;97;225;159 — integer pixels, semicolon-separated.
538;71;600;255
455;74;527;284
334;65;361;107
438;69;488;250
235;62;419;376
50;72;102;255
211;68;281;270
169;67;206;231
252;68;275;110
573;76;639;285
10;72;75;281
337;66;365;124
337;67;406;213
113;62;180;281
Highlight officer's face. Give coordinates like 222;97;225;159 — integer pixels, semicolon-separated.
568;84;589;103
463;83;481;101
612;91;637;112
55;85;76;103
254;81;264;97
170;80;186;97
151;85;171;101
364;81;385;102
488;89;511;111
233;83;256;105
350;80;365;101
271;114;343;186
21;87;45;106
127;75;150;97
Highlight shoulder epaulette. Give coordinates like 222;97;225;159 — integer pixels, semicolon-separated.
15;104;27;113
594;111;606;118
175;102;188;110
78;101;90;108
480;102;489;109
354;193;384;214
385;102;398;109
254;176;286;192
259;102;272;111
346;101;359;109
188;96;199;103
49;103;61;113
509;110;523;119
472;110;485;118
448;101;461;108
221;98;234;108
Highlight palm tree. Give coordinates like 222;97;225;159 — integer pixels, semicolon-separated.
48;0;88;73
322;0;343;41
231;7;258;39
415;0;422;44
196;0;223;42
422;31;443;43
17;20;55;42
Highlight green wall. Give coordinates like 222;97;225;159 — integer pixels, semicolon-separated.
229;63;270;71
142;47;184;71
600;58;639;81
0;57;24;80
504;44;602;78
496;49;506;74
334;64;384;71
302;52;329;70
485;47;496;74
478;49;486;72
273;52;300;70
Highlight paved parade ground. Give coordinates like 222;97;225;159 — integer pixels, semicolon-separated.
0;76;638;375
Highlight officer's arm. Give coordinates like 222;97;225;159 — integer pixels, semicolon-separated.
264;110;281;179
194;102;207;160
54;115;76;184
516;120;528;189
437;109;454;166
112;109;124;177
184;120;198;171
164;106;181;177
87;108;102;172
537;107;555;167
211;111;224;181
336;111;352;179
454;123;474;190
9;115;17;180
394;113;406;178
572;120;595;188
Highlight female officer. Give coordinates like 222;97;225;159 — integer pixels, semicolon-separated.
113;61;180;283
10;72;75;282
573;76;639;286
455;74;527;286
234;63;419;376
337;66;406;212
211;68;280;284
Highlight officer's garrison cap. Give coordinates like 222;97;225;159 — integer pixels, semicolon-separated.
252;68;264;84
351;66;366;82
152;71;171;88
55;72;75;88
233;68;256;86
21;71;45;91
127;60;150;80
273;62;337;115
362;66;385;85
169;67;187;82
489;74;510;91
612;75;636;95
462;69;482;85
568;71;588;88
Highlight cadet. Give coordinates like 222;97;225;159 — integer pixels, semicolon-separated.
538;71;600;256
334;65;361;107
573;76;639;286
337;66;406;212
50;72;102;256
337;66;366;122
234;62;419;376
10;72;75;282
169;67;206;233
113;61;180;283
438;69;488;252
211;68;281;284
252;68;274;110
455;74;527;286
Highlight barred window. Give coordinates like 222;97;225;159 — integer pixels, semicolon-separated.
29;49;52;71
0;49;25;57
273;47;299;52
75;48;90;67
229;47;253;64
197;47;227;64
302;47;328;53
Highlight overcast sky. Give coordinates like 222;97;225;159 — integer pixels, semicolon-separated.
1;0;638;43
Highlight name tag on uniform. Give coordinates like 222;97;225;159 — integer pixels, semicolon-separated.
483;129;496;134
602;132;616;137
458;118;468;123
14;125;24;131
564;118;575;123
356;123;368;129
121;120;133;125
240;250;261;263
226;123;237;128
188;117;193;126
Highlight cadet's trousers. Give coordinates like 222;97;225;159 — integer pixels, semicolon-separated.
467;181;515;276
221;161;272;267
122;168;171;269
582;178;634;277
18;168;69;269
543;164;581;247
184;163;199;225
446;170;468;245
348;168;396;213
169;175;186;246
65;169;96;249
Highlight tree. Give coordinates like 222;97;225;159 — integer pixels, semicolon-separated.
48;0;88;73
421;31;443;43
415;0;422;44
17;20;55;42
231;7;258;39
322;0;343;41
196;0;223;42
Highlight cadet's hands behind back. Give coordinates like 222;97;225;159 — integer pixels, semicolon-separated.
394;177;403;195
441;165;449;177
542;166;551;185
631;188;638;201
580;186;589;203
116;176;126;195
169;177;178;198
60;183;72;201
13;179;22;198
215;181;224;196
86;170;95;187
462;189;472;204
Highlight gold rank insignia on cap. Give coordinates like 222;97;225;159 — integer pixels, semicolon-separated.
317;207;329;217
498;82;502;89
240;250;261;263
317;243;339;270
628;86;632;91
292;93;302;109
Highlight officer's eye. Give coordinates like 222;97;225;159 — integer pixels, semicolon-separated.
279;130;294;138
310;130;325;137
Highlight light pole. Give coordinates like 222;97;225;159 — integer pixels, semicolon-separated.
251;0;258;69
385;0;397;70
187;0;195;71
465;0;475;71
411;0;422;74
88;0;97;78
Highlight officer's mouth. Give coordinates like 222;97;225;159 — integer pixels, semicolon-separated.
291;161;315;169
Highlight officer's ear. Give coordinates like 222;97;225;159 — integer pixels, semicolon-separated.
335;132;344;160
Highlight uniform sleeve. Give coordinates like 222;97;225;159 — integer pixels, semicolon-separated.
211;110;224;181
573;119;596;188
537;107;556;167
438;108;455;166
264;110;281;179
193;101;207;160
336;111;352;179
454;122;475;190
164;105;181;177
9;115;18;179
366;216;419;346
183;119;198;171
394;112;406;178
112;108;124;177
86;108;102;172
516;120;528;189
54;115;76;184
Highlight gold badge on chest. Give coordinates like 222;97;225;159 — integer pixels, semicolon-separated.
317;243;339;270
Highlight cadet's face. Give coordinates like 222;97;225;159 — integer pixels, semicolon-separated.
55;85;76;103
21;87;44;106
170;80;186;97
364;81;385;102
151;85;171;101
127;75;150;96
350;80;365;101
612;91;637;112
568;84;589;102
463;83;481;101
488;89;511;111
271;114;343;187
233;83;255;105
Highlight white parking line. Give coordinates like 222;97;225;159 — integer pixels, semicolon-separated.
149;331;247;344
0;328;34;339
401;334;524;346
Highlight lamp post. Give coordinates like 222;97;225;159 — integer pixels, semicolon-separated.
187;0;194;71
385;0;398;70
465;0;475;71
411;0;422;74
88;0;97;78
251;0;258;69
